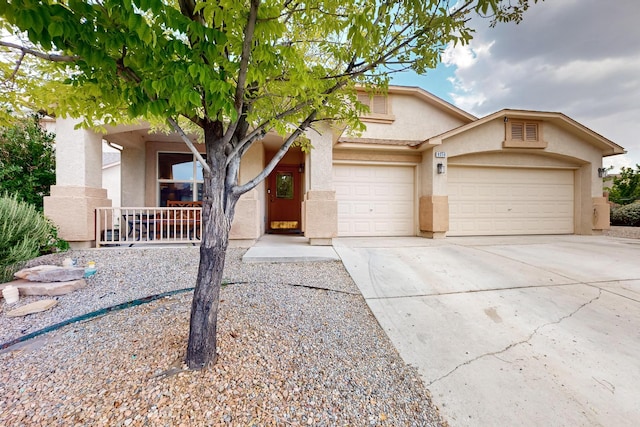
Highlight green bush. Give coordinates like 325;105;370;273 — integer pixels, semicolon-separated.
0;193;68;282
610;202;640;227
0;115;56;211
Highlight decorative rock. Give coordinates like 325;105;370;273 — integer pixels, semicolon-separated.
2;285;20;304
14;265;85;282
14;265;58;279
6;299;58;317
0;279;87;297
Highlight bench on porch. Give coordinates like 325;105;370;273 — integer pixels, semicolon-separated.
154;200;202;239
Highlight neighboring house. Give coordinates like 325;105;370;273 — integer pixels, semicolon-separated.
102;149;121;208
43;85;624;248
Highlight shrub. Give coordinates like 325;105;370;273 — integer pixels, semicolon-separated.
0;193;68;282
610;202;640;227
0;115;56;211
606;165;640;205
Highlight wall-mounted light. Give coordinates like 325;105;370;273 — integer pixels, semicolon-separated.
504;116;509;123
299;163;305;173
437;163;445;174
597;167;607;178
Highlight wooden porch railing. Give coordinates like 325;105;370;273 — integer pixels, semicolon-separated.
95;206;202;247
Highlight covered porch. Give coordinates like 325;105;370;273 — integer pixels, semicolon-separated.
44;118;339;249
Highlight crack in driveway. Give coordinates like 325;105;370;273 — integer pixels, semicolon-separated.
427;288;603;387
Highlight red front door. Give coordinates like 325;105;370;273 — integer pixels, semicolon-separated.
267;165;301;233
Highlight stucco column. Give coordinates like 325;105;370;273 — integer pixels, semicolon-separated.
120;140;146;207
418;148;449;238
303;124;337;245
44;117;111;248
230;141;264;243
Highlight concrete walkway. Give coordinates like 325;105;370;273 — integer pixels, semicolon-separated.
242;234;340;263
333;235;640;427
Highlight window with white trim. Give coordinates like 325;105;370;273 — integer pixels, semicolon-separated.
157;152;205;206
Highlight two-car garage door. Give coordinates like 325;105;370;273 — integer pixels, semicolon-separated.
334;164;415;236
333;164;575;237
448;166;574;236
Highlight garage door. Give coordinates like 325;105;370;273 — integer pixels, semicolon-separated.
333;164;415;236
448;166;574;236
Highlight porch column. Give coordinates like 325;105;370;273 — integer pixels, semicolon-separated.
230;141;264;243
121;139;146;207
418;148;448;238
303;124;338;245
44;117;111;248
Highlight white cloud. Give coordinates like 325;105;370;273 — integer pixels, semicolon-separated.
443;0;640;171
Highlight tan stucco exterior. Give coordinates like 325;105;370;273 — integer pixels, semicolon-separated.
46;86;624;246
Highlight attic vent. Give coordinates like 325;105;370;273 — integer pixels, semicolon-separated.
356;92;393;122
525;123;538;140
357;93;370;107
510;121;540;141
511;123;524;140
372;95;387;114
504;120;546;148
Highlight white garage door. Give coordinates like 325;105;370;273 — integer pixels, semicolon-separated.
448;166;574;236
334;164;415;236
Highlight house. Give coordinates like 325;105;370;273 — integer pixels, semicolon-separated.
43;85;624;248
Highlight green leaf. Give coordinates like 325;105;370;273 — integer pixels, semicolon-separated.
48;21;63;38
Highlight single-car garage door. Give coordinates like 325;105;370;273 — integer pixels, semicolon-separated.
334;164;415;236
448;166;574;236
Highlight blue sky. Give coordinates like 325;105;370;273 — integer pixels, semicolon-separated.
391;0;640;172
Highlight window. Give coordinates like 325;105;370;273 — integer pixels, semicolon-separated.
275;172;294;199
504;120;547;148
157;152;206;206
357;92;395;123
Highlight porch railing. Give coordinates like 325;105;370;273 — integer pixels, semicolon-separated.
95;207;202;247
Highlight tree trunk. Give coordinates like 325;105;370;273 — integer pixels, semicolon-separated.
185;122;234;369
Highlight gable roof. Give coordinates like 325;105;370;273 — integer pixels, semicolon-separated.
336;85;477;150
386;85;477;123
420;109;626;156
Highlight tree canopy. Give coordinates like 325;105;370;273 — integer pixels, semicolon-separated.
1;0;541;369
2;0;538;136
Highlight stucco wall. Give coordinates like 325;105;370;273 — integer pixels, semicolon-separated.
434;117;606;235
355;93;468;141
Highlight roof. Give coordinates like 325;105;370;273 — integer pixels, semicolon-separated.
420;109;626;156
385;85;477;123
102;152;121;167
337;137;423;147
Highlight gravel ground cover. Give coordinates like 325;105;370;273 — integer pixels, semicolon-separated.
604;225;640;239
0;247;445;426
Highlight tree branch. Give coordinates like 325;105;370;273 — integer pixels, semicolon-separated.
0;40;80;62
223;0;260;147
7;50;26;82
232;110;317;196
167;117;210;175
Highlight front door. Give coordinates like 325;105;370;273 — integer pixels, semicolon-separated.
267;165;302;233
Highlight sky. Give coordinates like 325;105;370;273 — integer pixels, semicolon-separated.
391;0;640;172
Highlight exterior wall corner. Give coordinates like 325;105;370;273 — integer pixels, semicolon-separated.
419;195;449;234
303;190;337;243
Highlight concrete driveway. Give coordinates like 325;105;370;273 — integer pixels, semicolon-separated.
333;235;640;427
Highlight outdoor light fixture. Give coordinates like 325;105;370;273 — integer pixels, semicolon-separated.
504;116;509;123
597;167;608;178
437;163;445;174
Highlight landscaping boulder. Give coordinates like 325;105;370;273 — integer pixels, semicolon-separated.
14;265;85;282
1;278;87;297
